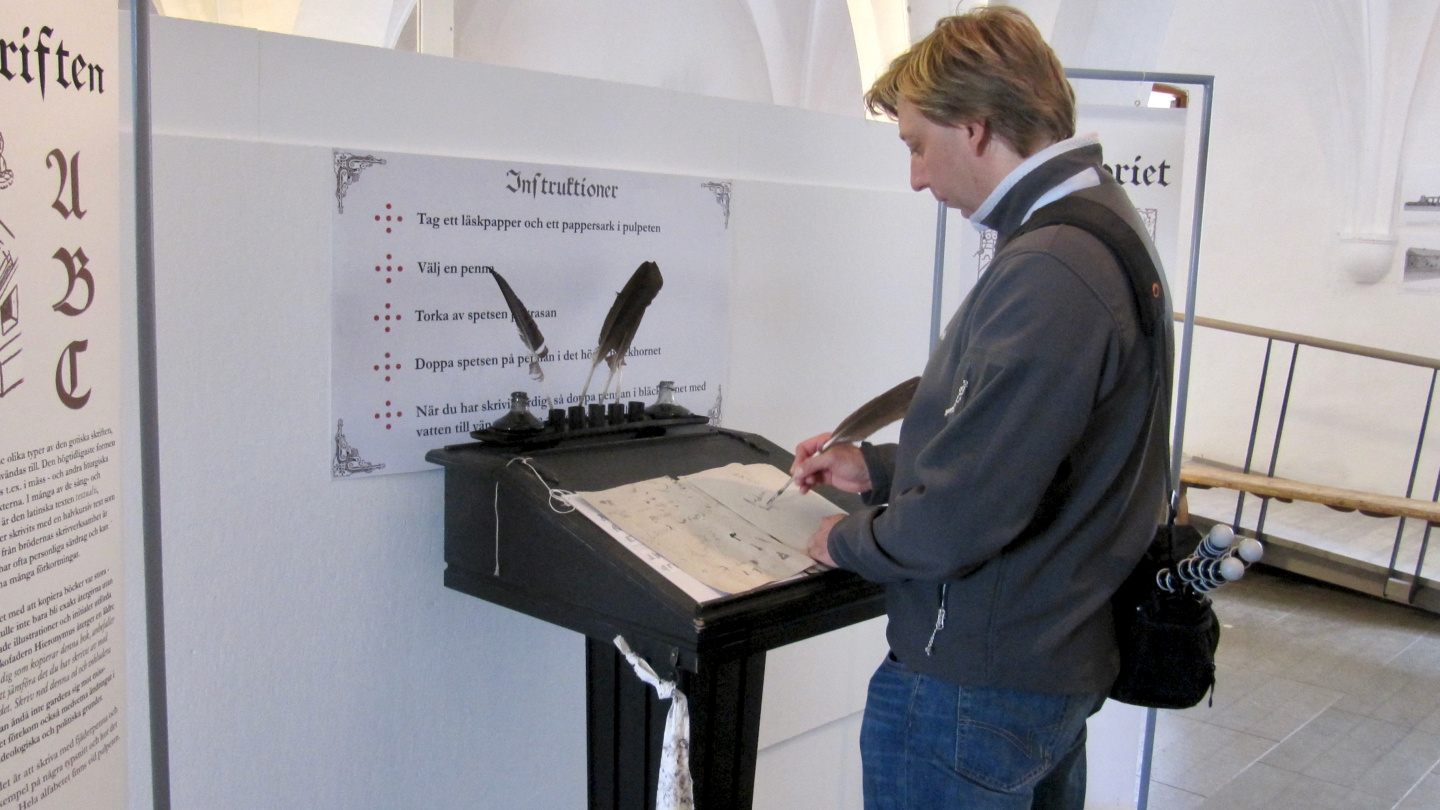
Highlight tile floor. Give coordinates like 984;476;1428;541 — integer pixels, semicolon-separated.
1147;568;1440;809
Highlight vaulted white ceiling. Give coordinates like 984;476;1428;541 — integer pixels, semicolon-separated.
147;0;1440;275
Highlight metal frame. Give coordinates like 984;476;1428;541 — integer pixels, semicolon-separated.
925;69;1215;810
130;3;172;809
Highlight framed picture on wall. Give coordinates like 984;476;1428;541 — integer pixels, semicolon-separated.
1401;167;1440;224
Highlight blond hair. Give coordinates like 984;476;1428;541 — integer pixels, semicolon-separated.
865;7;1075;157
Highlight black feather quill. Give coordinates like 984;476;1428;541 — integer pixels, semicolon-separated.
490;269;549;380
581;261;664;401
764;376;921;506
821;376;920;452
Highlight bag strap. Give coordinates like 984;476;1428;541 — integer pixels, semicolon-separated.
1008;194;1179;557
1008;195;1171;382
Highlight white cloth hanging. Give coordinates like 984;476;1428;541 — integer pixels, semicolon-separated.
612;635;694;810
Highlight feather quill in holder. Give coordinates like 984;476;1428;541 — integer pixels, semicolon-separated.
490;269;549;380
580;261;664;402
763;376;921;507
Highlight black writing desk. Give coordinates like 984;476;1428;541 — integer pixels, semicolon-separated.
427;422;884;810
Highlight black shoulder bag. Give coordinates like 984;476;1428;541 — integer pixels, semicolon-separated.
1014;195;1220;710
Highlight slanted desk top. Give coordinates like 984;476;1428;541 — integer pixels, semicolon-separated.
425;422;885;673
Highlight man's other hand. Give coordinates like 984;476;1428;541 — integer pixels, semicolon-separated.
807;513;845;567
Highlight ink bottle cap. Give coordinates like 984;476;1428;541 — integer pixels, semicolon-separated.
491;391;544;433
644;381;691;418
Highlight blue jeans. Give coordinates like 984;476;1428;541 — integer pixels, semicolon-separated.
860;655;1106;810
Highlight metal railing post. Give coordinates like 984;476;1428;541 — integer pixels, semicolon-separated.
1234;339;1275;531
1389;370;1437;588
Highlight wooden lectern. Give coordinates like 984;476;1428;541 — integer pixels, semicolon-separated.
426;417;884;810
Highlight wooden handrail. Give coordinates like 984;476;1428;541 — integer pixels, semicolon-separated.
1175;313;1440;371
1181;463;1440;525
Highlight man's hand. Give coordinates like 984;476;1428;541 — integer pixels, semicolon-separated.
790;433;872;495
807;513;845;567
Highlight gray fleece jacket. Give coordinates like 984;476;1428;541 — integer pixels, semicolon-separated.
828;141;1170;694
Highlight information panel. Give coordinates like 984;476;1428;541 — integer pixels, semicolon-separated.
331;151;733;477
0;6;127;809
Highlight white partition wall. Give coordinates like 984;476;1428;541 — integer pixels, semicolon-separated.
125;15;1146;809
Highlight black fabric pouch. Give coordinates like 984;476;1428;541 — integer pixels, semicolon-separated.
1109;523;1221;709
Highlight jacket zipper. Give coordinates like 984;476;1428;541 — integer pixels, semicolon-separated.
924;582;948;656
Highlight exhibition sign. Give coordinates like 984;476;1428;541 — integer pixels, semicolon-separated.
331;151;733;477
0;4;128;809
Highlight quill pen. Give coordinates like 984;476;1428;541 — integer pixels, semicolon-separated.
762;376;921;508
580;260;664;401
490;269;549;380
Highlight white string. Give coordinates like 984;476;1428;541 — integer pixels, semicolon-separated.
507;456;576;514
613;635;694;810
492;457;576;577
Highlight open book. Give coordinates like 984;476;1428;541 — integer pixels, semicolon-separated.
570;463;846;602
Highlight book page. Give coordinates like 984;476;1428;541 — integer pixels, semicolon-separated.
566;496;725;603
680;463;845;552
574;464;844;596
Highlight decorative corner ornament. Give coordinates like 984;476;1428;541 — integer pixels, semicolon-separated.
976;228;997;274
0;133;13;191
706;385;723;427
334;151;386;214
1137;207;1158;241
701;181;731;228
333;419;384;476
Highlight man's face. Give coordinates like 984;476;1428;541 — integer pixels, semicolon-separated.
896;99;987;218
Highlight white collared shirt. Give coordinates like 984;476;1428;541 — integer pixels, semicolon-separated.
969;133;1103;233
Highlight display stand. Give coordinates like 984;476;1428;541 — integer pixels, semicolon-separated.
427;421;885;810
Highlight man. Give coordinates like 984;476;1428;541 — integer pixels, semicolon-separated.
791;8;1171;809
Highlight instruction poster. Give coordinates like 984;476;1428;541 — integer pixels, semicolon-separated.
0;4;128;809
331;151;733;477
